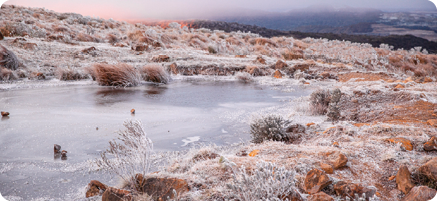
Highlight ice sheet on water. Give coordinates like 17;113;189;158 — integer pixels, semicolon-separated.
182;136;200;146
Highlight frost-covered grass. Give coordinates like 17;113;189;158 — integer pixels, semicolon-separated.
92;63;140;87
141;63;170;84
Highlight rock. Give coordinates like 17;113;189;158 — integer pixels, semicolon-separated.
423;77;433;83
0;31;3;40
130;109;135;114
308;192;334;201
424;136;437;151
396;165;414;194
385;138;413;151
419;157;437;181
30;72;45;80
320;72;330;78
401;186;436;201
82;46;96;54
320;163;333;174
235;55;246;58
273;70;283;78
61;150;67;160
132;44;147;52
102;187;132;201
86;180;107;198
306;122;315;127
333;153;348;169
249;150;259;157
332;142;339;147
427;119;437;127
192;152;219;161
54;144;61;153
256;56;266;64
1;111;9;117
334;181;376;199
389;175;396;181
135;175;189;200
304;169;332;194
275;60;288;70
395;84;405;89
151;55;170;62
287;124;305;134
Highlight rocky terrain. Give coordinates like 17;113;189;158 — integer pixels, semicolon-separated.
1;4;437;201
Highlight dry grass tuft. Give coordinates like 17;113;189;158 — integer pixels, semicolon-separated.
0;45;19;70
141;64;170;84
92;63;140;87
106;33;119;44
127;30;144;41
249;38;277;47
76;33;96;42
56;67;88;81
0;67;16;81
235;72;252;83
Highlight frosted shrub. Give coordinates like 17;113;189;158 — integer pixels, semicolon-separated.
250;115;292;143
92;63;141;87
97;120;153;191
141;64;170;84
0;45;19;70
309;89;331;115
227;161;300;201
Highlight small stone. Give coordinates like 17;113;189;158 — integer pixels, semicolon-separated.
256;56;266;64
396;165;414;194
273;70;283;79
333;153;348;169
306;122;315;127
320;163;333;174
424;136;437;151
131;109;135;114
385;137;413;151
395;84;405;89
334;181;375;199
388;175;396;181
304;168;332;194
1;111;9;117
61;150;67;160
249;150;259;157
332;142;339;147
307;192;334;201
54;144;61;153
401;186;436;201
427;119;437;127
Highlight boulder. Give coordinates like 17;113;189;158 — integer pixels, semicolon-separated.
102;187;132;201
135;175;189;200
401;186;436;201
332;153;348;169
396;165;414;194
320;163;333;174
275;60;288;70
424;136;437;151
304;169;332;194
86;180;107;198
307;192;334;201
385;138;413;151
334;181;376;199
427;119;437;127
273;70;283;79
419;157;437;181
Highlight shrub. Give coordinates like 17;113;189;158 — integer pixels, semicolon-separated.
0;67;16;81
106;33;119;44
92;63;141;87
140;64;170;84
250;115;292;144
75;33;96;42
55;67;87;81
96;120;153;192
235;72;252;83
0;45;19;70
227;161;300;201
309;89;331;115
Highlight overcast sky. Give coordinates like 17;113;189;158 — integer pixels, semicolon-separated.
3;0;437;20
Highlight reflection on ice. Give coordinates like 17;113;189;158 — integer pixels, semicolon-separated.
182;136;201;146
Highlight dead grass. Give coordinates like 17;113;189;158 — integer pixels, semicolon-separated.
127;30;144;41
76;33;96;42
56;67;88;81
0;67;16;81
106;33;119;44
140;64;170;84
282;48;304;60
92;63;140;87
338;72;392;82
249;38;277;47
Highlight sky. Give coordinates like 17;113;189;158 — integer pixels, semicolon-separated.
2;0;437;20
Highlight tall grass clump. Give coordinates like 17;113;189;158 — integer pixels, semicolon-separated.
92;63;140;87
227;161;300;201
235;72;252;83
309;89;331;115
141;64;170;84
0;45;19;70
97;120;153;191
0;67;17;81
55;67;88;81
250;115;292;143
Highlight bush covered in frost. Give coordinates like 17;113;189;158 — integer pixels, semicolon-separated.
92;63;141;87
227;161;300;201
250;115;292;143
141;64;170;84
96;120;153;191
309;89;331;115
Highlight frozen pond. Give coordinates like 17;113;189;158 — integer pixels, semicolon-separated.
0;80;309;200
